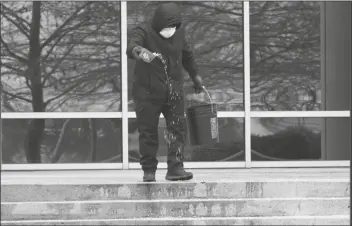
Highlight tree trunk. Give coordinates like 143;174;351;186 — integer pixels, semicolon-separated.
89;119;97;162
24;2;45;163
25;119;45;163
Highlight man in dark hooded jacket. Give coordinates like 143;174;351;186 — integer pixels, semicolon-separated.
126;2;204;182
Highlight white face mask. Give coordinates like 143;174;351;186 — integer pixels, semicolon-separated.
159;27;176;38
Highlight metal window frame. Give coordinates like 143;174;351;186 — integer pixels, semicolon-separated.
243;2;252;168
1;1;350;172
121;1;129;170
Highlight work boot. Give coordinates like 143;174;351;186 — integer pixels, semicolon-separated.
165;167;193;181
143;171;156;182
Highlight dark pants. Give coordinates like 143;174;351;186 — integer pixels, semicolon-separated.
135;93;186;173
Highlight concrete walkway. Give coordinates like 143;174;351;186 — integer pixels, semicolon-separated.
1;168;349;185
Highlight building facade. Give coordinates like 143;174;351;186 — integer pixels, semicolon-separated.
1;1;351;171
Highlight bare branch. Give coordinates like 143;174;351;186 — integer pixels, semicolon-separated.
2;90;32;103
100;154;121;163
45;95;72;111
42;19;107;84
1;63;25;74
44;82;81;106
41;19;89;61
1;3;31;28
50;119;71;163
198;40;237;55
180;2;243;16
2;13;30;39
0;37;28;64
42;44;76;85
40;2;93;50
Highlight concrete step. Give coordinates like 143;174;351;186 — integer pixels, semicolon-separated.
1;215;350;225
1;197;349;221
2;169;349;225
1;181;349;202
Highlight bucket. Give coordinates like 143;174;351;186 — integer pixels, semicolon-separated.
186;87;220;145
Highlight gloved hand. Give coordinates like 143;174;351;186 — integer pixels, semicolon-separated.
192;75;204;94
132;46;155;63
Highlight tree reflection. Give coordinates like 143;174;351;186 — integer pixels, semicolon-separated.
1;1;121;112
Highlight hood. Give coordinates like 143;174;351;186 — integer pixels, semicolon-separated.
151;2;182;33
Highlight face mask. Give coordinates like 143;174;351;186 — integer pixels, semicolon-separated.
159;27;176;38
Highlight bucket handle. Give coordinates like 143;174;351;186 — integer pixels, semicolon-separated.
201;86;216;113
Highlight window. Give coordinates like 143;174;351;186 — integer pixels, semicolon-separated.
250;1;350;112
127;1;244;112
1;1;123;167
250;117;351;161
1;1;350;170
248;1;351;165
126;1;245;167
2;118;122;164
128;117;245;163
1;1;122;112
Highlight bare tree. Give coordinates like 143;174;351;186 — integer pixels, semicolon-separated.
1;1;121;112
1;1;121;163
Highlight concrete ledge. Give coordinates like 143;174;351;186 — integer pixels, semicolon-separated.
1;215;350;225
1;198;349;220
1;168;349;185
1;181;349;202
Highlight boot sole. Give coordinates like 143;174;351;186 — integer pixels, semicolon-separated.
143;176;156;182
143;177;156;182
143;180;156;182
165;174;193;181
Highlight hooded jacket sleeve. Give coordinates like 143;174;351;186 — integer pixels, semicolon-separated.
182;38;199;80
126;25;147;59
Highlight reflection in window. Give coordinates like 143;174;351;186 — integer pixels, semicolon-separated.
1;1;121;112
1;119;122;163
250;2;321;111
251;117;350;161
128;118;244;162
127;1;244;112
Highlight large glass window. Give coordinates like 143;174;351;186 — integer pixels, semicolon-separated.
251;117;350;161
126;1;245;166
248;1;351;163
1;1;350;169
1;1;121;112
129;117;244;163
1;1;122;166
2;119;122;164
127;1;244;112
249;1;350;111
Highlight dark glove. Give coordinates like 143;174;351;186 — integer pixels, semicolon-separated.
132;46;154;63
192;75;204;94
